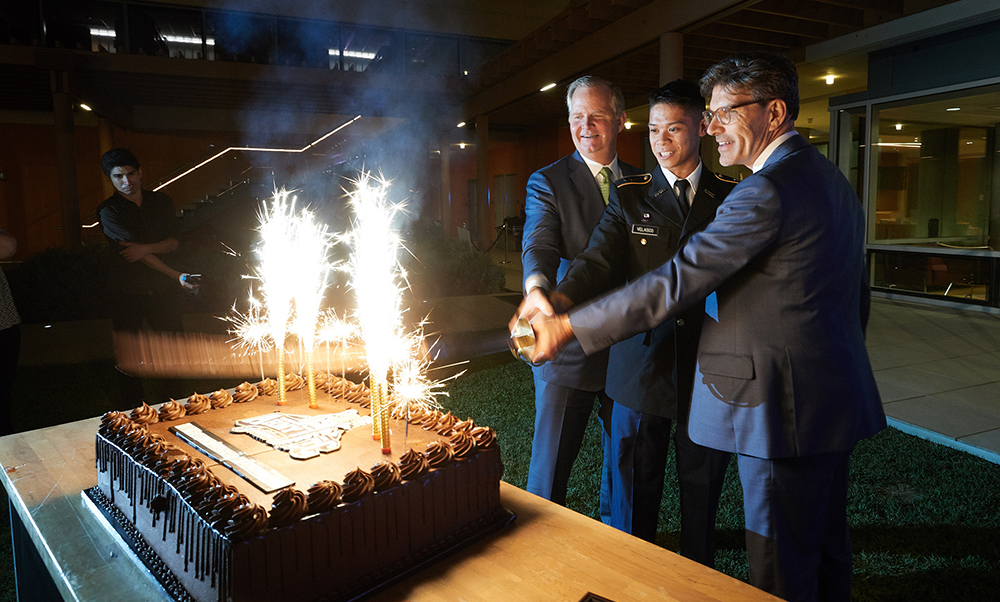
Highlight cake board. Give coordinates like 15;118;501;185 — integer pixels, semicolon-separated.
83;486;515;602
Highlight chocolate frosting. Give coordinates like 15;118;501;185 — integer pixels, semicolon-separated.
371;461;402;492
284;372;305;391
341;468;375;503
435;412;459;435
233;382;259;403
210;389;234;409
158;399;186;421
424;441;454;468
256;378;278;396
99;411;133;440
449;431;477;458
453;418;475;434
307;480;343;514
398;449;430;480
130;402;160;425
185;392;211;415
211;492;249;528
420;409;443;430
269;487;308;528
224;499;269;540
197;482;240;515
471;426;498;449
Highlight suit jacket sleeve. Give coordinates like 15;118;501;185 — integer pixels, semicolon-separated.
556;185;629;304
569;174;783;355
521;170;562;292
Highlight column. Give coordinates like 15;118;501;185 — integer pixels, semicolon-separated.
475;115;490;249
52;72;81;248
659;32;683;86
98;116;116;199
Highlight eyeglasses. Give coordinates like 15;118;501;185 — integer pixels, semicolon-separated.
702;98;773;126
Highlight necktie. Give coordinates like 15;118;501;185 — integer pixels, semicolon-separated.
599;167;614;205
675;179;690;216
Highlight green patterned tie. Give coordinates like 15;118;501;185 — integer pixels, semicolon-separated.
599;167;613;205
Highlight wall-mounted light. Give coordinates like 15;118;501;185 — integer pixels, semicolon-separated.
624;121;633;130
79;103;92;111
946;107;961;111
459;142;466;149
540;83;557;92
825;75;835;85
457;122;466;128
895;123;903;131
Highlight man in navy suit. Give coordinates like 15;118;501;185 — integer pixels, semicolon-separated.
522;53;886;601
550;80;734;564
520;76;641;511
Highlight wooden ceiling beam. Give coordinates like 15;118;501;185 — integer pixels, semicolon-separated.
750;0;864;28
690;22;806;49
718;11;829;40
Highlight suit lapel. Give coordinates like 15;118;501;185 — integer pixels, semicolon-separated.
684;173;727;235
643;168;685;229
569;151;602;208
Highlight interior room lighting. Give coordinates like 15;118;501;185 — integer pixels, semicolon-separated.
459;143;466;149
540;83;557;92
457;122;466;128
825;75;835;85
79;103;92;111
895;123;902;130
946;107;961;111
624;122;633;130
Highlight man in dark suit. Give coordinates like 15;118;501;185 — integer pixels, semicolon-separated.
520;75;641;511
522;53;886;602
549;80;734;564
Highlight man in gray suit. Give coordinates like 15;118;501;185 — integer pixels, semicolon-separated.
520;75;641;510
521;53;886;601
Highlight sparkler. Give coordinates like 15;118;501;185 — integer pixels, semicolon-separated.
318;310;359;383
255;190;298;405
343;173;406;454
290;210;333;409
225;289;271;381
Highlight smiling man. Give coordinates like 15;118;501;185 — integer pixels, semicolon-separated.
519;76;641;514
524;80;735;564
521;53;886;601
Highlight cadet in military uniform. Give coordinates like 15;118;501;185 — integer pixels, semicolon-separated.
543;80;736;565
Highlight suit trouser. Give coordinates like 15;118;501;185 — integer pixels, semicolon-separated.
608;403;730;566
527;374;612;520
738;450;852;602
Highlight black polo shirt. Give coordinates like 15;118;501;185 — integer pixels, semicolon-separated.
97;189;177;295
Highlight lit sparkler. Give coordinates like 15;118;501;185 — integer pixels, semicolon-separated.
342;173;406;453
291;209;333;408
225;289;271;381
255;190;298;405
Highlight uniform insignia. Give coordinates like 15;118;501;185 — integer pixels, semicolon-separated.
632;224;658;237
706;190;715;198
617;173;653;187
641;212;652;223
715;172;740;183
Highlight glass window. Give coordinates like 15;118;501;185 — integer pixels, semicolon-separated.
339;27;401;73
42;0;122;52
872;89;996;247
128;6;206;59
207;10;276;64
869;249;993;305
405;34;458;75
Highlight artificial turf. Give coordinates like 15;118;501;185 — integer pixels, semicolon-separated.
1;352;998;601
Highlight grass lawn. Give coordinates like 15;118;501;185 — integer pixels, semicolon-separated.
2;352;999;601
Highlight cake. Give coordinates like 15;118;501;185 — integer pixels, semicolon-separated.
91;374;507;602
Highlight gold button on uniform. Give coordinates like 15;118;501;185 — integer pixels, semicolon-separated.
677;318;686;327
640;238;647;245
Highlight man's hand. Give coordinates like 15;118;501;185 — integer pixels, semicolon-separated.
529;311;575;363
119;241;152;262
509;288;554;332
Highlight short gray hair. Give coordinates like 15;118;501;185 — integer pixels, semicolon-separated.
699;52;799;120
566;76;626;118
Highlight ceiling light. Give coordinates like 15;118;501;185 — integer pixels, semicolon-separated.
946;107;961;111
79;103;92;111
895;123;902;131
624;121;633;130
825;75;835;85
459;142;466;149
540;83;557;92
457;122;466;128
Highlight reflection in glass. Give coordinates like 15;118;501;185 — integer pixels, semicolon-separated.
869;250;992;304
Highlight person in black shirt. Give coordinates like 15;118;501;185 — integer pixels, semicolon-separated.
98;148;196;404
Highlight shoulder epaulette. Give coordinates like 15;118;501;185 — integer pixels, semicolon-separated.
616;173;652;187
714;172;740;183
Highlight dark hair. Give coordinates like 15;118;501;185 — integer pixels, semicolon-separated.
101;148;140;177
566;75;626;118
648;79;705;117
698;52;799;121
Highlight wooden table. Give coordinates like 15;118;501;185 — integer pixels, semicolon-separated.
1;417;778;602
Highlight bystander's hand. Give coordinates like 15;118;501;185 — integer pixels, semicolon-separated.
528;311;575;363
119;241;152;262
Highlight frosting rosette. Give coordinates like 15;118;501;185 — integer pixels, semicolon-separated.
224;499;269;540
341;468;375;503
130;402;159;425
233;382;258;403
398;449;430;480
453;418;475;434
471;426;498;449
185;392;211;415
268;487;308;528
284;372;305;391
210;389;234;409
420;410;442;430
370;461;402;492
158;399;186;421
197;482;240;515
256;378;278;396
99;411;133;440
435;412;459;436
424;441;454;468
211;492;250;528
307;480;343;514
449;431;477;458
